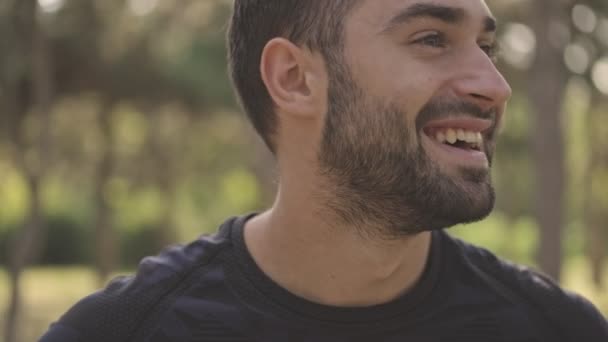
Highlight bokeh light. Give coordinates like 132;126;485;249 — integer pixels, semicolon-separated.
591;57;608;95
564;43;591;74
128;0;159;17
500;22;536;69
572;4;597;34
37;0;64;13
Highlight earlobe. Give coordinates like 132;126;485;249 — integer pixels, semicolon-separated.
260;38;319;118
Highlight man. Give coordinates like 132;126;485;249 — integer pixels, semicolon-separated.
41;0;608;341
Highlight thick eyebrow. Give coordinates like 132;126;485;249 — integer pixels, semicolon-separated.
382;3;466;33
381;3;497;34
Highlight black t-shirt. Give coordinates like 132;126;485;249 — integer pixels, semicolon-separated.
40;214;608;341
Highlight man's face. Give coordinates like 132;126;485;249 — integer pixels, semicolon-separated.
317;0;511;236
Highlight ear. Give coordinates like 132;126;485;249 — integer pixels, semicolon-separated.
260;38;326;119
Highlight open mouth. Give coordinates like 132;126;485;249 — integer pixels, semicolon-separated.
426;128;483;152
420;118;492;168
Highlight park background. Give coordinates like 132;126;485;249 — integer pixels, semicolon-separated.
1;0;608;341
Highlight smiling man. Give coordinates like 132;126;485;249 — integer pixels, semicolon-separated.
41;1;608;341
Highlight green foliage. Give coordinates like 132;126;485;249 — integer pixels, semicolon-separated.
491;93;534;218
112;104;150;159
451;213;539;266
0;166;29;226
40;215;93;265
120;224;166;268
564;220;587;258
0;214;91;266
0;226;14;265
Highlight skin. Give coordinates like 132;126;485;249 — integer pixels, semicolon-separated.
244;0;511;307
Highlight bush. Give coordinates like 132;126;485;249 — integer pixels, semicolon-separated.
0;215;92;266
0;224;16;266
40;215;93;265
0;215;174;267
120;224;167;268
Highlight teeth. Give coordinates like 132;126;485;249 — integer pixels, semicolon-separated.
436;131;446;143
466;131;476;143
446;129;457;144
457;129;466;141
432;128;484;146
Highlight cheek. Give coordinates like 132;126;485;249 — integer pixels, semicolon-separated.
392;76;441;134
345;41;449;136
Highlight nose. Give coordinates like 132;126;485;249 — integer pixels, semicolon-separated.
451;49;512;112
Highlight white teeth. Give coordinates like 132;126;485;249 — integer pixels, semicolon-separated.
436;131;446;143
466;131;476;143
446;129;457;144
433;128;484;146
457;129;466;141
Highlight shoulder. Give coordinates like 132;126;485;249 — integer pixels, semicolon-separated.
40;218;239;342
444;232;608;340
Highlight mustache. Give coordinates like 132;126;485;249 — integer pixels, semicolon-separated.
415;99;497;131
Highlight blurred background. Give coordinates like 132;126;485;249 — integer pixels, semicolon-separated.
0;0;607;341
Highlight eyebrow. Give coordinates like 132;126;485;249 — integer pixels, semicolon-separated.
382;3;497;34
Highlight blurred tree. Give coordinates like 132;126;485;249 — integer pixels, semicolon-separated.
584;95;608;288
32;0;234;283
1;0;54;341
1;0;243;337
93;101;118;283
574;0;608;288
529;0;570;281
490;0;608;281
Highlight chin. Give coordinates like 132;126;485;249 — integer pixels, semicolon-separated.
421;175;496;232
446;183;495;227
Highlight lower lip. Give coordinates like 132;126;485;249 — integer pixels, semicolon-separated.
423;134;489;168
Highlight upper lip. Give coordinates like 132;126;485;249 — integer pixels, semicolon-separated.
423;117;493;135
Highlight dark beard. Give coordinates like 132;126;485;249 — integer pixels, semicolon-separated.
317;63;497;238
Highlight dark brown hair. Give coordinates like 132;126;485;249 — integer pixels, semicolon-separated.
227;0;361;153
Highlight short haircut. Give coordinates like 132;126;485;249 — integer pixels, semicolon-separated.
227;1;361;153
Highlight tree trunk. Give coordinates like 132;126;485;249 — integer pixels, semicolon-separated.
158;170;177;247
584;168;605;289
148;107;177;247
5;175;44;342
94;101;118;285
528;0;569;281
4;0;53;341
584;101;606;289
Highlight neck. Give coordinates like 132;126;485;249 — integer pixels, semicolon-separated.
244;186;433;307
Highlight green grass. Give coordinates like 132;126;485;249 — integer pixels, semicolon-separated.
0;267;105;342
0;263;606;342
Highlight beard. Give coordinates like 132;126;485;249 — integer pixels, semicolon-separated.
317;62;498;238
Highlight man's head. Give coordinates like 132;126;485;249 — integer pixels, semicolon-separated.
228;0;512;237
228;0;362;152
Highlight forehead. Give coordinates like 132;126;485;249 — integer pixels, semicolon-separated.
349;0;494;30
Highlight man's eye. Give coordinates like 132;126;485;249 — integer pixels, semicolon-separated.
480;42;500;61
414;33;446;48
